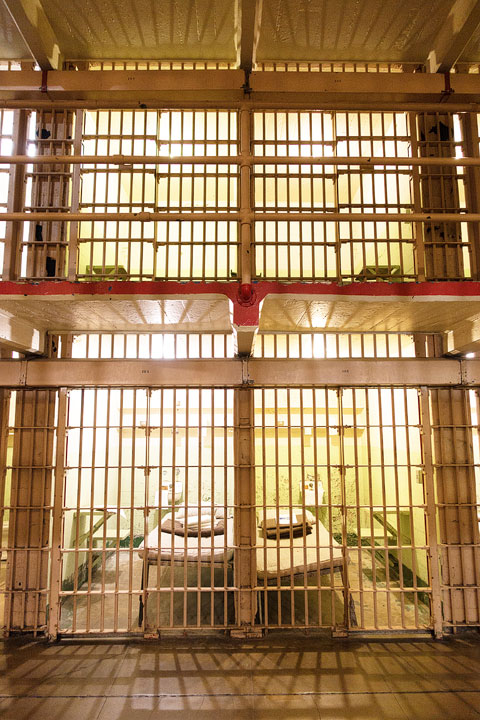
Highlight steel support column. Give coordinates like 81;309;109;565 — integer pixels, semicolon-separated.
233;106;258;357
3;109;28;281
5;388;56;633
461;112;480;279
0;384;10;569
420;387;444;638
67;110;83;281
25;109;74;280
429;388;480;628
233;385;258;633
417;113;465;279
46;386;67;640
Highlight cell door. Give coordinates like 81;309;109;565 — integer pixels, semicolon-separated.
254;387;432;632
57;387;236;635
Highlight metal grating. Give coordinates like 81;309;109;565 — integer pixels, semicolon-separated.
77;109;239;280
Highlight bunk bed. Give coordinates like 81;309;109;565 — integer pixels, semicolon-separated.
138;506;234;624
256;509;357;626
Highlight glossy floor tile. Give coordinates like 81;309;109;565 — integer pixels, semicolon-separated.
0;633;479;719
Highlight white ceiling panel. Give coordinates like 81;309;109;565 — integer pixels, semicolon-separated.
0;295;232;333
2;1;480;68
40;0;237;61
256;0;455;63
0;4;30;59
259;294;480;333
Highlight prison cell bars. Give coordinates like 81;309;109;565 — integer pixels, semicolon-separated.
67;111;83;281
253;332;429;359
2;377;480;635
3;388;57;634
66;330;433;361
68;332;235;360
76;109;239;280
54;387;236;634
0;384;10;631
146;387;236;631
2;110;480;282
21;110;74;280
253;386;431;632
461;113;480;280
255;62;422;74
416;113;470;280
0;108;14;273
2;108;23;281
77;61;236;71
78;108;159;281
71;60;417;73
430;387;480;629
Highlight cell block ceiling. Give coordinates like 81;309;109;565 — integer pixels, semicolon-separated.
2;0;480;66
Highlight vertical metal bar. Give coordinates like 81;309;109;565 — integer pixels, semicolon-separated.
0;384;11;630
67;110;83;281
47;387;68;639
405;387;420;628
378;387;392;628
420;387;444;638
260;387;268;628
365;387;378;628
71;389;84;633
337;387;349;634
286;388;294;625
391;387;405;627
352;387;364;628
409;112;426;281
461;113;480;280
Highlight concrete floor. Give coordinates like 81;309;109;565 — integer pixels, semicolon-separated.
0;633;479;719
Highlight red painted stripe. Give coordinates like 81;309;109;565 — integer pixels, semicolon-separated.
1;279;480;300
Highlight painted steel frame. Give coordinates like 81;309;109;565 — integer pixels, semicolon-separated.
0;357;473;388
2;69;480;108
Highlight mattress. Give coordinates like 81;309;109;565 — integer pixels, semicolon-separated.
138;513;234;564
256;517;344;580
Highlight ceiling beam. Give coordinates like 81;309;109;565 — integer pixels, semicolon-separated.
232;324;258;356
236;0;263;73
4;68;480;108
0;357;471;388
0;311;44;354
426;0;480;73
446;316;480;355
2;0;63;71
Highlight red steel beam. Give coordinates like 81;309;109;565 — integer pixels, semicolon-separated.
1;279;480;328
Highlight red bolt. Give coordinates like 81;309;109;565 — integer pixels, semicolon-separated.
238;283;256;306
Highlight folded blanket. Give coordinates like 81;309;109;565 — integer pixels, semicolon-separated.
264;524;312;540
161;517;225;537
260;510;312;540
